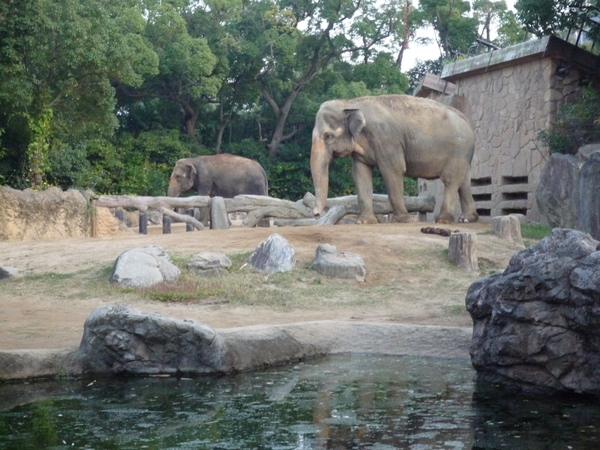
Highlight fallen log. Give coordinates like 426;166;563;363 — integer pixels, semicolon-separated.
95;193;435;230
96;195;207;230
96;195;211;210
326;194;435;214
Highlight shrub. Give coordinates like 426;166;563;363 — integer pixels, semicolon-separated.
538;87;600;154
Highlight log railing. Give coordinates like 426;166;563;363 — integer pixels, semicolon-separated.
94;192;435;233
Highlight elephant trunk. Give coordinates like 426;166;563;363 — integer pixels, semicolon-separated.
167;178;181;197
310;137;331;218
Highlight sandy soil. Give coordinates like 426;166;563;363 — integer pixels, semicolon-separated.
0;221;522;351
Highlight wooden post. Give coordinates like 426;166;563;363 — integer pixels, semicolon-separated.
162;216;171;234
448;232;478;271
139;211;148;235
186;209;195;232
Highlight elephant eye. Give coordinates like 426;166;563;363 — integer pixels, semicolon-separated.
323;132;334;144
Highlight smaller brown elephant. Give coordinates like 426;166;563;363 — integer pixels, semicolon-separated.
167;154;268;198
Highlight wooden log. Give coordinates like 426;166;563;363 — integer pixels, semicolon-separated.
160;207;204;230
139;211;148;235
326;194;435;214
448;232;478;271
273;206;346;227
96;195;211;210
186;209;195;232
492;215;524;248
162;216;171;234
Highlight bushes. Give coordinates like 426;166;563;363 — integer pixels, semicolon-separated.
538;87;600;154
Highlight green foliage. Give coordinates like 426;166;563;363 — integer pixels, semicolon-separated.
406;58;445;93
521;223;552;240
419;0;479;56
538;87;600;154
25;108;53;189
0;0;433;198
515;0;597;37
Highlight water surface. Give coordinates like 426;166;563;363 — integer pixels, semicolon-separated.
1;355;599;449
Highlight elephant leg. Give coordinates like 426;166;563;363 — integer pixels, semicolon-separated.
380;155;411;223
457;174;479;223
352;160;377;224
436;178;459;224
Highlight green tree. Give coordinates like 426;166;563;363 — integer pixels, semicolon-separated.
494;8;529;47
538;87;600;154
251;0;403;158
473;0;507;42
0;0;158;187
515;0;599;37
418;0;479;57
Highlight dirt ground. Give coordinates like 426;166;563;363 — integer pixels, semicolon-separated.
0;221;523;352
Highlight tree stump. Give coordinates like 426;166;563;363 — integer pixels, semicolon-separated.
210;197;230;230
492;215;524;248
448;232;478;271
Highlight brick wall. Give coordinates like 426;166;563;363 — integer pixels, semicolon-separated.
419;37;590;223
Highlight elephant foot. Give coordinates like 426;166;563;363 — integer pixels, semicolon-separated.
435;212;455;224
390;213;412;223
356;214;378;225
458;212;480;223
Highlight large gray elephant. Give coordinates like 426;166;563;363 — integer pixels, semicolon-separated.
310;95;479;224
167;154;268;198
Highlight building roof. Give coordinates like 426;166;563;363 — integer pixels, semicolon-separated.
441;35;600;81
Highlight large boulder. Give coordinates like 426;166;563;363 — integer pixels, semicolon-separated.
77;304;232;375
578;152;600;240
312;244;366;281
248;233;295;273
536;153;580;228
110;245;180;287
188;252;232;277
466;228;600;395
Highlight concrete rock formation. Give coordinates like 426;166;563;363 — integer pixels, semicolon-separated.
448;232;478;272
491;215;524;248
466;228;600;395
248;233;295;273
110;245;180;287
0;186;92;241
77;304;231;375
578;152;600;240
536;153;580;229
312;244;366;282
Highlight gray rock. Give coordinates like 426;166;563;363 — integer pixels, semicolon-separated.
466;228;600;395
248;233;295;273
577;143;600;163
110;245;180;287
312;243;366;282
188;252;232;277
77;304;231;375
0;265;18;280
210;196;230;229
578;152;600;240
536;153;579;228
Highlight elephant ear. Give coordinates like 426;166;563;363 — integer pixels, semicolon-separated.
184;161;197;179
344;108;366;138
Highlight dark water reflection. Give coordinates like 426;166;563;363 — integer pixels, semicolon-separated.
0;355;599;449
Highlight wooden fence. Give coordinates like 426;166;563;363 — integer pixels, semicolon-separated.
94;192;435;234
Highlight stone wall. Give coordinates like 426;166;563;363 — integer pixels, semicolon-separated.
419;37;589;223
0;187;93;241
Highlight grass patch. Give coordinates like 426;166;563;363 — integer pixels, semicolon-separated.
521;224;552;241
